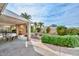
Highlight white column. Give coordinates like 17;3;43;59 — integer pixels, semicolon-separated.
27;22;31;41
16;25;19;35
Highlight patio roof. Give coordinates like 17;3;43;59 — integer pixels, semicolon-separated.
0;3;29;26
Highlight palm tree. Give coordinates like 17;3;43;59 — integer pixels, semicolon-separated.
21;12;31;20
34;22;38;32
34;22;38;28
38;22;44;28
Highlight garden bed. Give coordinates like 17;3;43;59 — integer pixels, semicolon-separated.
41;34;79;48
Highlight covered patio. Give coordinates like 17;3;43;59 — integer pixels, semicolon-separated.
0;3;31;40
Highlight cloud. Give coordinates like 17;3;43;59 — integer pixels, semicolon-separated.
6;3;79;27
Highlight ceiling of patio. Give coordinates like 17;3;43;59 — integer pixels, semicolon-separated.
0;3;28;26
0;14;27;26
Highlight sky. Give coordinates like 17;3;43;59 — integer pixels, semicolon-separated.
6;3;79;27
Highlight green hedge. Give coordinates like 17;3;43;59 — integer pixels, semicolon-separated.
41;34;79;48
66;28;79;35
56;26;67;35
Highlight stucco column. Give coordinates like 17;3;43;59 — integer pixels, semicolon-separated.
27;22;31;41
16;25;19;35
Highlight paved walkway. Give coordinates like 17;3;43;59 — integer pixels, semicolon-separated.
31;38;79;56
46;43;79;56
0;39;42;56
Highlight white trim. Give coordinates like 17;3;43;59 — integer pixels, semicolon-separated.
1;9;29;22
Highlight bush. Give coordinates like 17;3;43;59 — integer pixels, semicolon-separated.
66;28;78;35
77;29;79;35
12;29;16;33
31;26;35;33
56;26;67;35
46;27;51;33
56;26;79;35
41;34;79;48
36;28;41;32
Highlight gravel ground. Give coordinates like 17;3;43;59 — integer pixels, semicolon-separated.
0;39;42;56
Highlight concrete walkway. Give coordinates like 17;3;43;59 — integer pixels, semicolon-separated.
31;38;58;56
31;38;79;56
0;39;42;56
46;43;79;56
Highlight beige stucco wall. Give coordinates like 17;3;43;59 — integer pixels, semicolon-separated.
16;24;27;35
49;27;57;35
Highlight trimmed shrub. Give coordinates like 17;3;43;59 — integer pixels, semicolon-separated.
12;29;16;33
41;34;79;48
56;26;67;35
31;26;35;33
36;28;41;32
46;27;51;33
66;28;78;35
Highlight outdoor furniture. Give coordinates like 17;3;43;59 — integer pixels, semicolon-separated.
0;36;3;39
0;33;17;41
6;33;17;41
18;35;27;40
10;33;17;40
0;34;3;40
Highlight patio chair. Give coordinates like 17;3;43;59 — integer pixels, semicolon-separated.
0;34;3;40
9;33;17;40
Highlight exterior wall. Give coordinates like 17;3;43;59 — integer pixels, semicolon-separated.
49;27;57;35
16;24;27;35
16;23;31;41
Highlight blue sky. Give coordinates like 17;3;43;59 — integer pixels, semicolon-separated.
6;3;79;27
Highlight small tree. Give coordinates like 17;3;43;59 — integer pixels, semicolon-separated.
56;26;67;35
31;26;35;33
67;28;78;35
34;22;38;32
36;28;41;32
38;22;43;28
46;27;51;33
